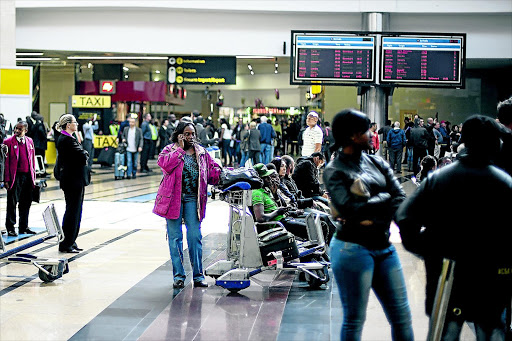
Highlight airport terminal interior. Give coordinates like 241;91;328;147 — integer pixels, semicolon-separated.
1;1;512;340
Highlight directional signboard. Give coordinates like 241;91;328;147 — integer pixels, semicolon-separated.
167;56;236;85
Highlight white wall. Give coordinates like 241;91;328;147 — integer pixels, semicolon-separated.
16;7;512;59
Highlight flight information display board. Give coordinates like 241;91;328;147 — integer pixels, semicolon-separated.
291;32;376;85
380;35;465;87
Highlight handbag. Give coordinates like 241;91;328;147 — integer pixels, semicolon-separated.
32;183;41;203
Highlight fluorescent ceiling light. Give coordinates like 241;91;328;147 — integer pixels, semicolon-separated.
250;70;254;75
237;55;274;59
124;75;129;78
247;64;252;70
68;56;168;60
16;52;44;56
16;57;52;61
155;70;161;74
123;66;129;71
275;63;279;67
275;70;278;74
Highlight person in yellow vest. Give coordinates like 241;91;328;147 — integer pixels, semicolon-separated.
109;121;120;137
149;120;158;160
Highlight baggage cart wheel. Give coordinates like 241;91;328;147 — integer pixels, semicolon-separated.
305;268;329;289
228;288;241;294
38;265;58;283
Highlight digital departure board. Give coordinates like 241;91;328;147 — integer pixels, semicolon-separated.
380;34;465;87
291;31;376;86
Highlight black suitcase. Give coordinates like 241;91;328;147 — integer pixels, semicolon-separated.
258;227;299;266
97;147;116;166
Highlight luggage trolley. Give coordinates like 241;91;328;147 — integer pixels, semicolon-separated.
205;181;330;293
0;204;69;283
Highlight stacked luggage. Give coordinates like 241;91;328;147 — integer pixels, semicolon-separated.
114;142;127;180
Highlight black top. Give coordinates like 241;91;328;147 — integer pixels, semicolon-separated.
323;152;405;250
56;134;89;190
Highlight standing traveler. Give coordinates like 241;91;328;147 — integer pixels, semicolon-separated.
140;114;153;172
56;114;90;253
425;118;436;157
232;118;243;164
82;115;99;172
3;121;37;236
109;120;120;137
153;121;221;289
220;118;233;166
199;122;218;148
248;121;261;165
158;119;172;153
324;109;414;341
409;118;429;175
378;120;393;161
323;121;335;162
122;117;143;179
368;122;380;155
258;116;276;164
288;118;300;155
239;123;250;167
387;121;406;173
301;111;323;157
149;120;158;159
397;115;512;341
31;113;48;166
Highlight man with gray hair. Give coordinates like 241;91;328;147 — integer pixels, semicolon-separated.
386;121;406;173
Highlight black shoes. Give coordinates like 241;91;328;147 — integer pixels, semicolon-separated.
59;248;79;254
193;281;208;288
73;246;84;251
173;279;185;289
19;228;37;235
7;230;18;237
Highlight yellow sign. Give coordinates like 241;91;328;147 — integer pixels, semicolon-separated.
93;135;118;149
176;67;183;74
72;95;111;108
176;76;184;84
0;69;31;95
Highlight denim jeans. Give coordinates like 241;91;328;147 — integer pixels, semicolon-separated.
330;239;414;341
126;151;138;177
166;194;205;282
239;150;249;168
260;143;272;164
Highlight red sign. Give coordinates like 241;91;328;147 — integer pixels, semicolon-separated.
99;80;116;94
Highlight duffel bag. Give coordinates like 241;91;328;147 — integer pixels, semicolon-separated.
219;167;263;189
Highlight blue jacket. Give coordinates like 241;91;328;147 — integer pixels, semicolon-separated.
387;128;406;149
258;122;276;145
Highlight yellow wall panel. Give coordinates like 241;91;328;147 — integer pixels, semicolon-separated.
0;69;31;95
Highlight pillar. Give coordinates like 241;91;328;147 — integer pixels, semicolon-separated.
361;12;390;128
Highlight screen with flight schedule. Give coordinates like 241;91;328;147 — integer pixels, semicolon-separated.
291;32;376;85
380;35;464;87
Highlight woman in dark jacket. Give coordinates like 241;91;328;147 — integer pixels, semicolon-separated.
56;114;89;253
323;109;413;341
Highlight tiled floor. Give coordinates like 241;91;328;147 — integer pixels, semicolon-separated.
0;161;474;340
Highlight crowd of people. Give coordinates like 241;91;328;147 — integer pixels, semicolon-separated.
1;95;511;340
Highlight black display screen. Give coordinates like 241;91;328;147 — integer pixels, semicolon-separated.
380;36;464;87
291;32;376;85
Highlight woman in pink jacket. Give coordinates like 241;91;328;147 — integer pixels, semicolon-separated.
153;121;221;289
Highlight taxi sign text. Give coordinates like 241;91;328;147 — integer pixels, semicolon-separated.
72;95;111;108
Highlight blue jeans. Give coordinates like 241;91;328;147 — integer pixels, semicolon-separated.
330;239;414;341
239;150;249;168
260;143;272;164
166;194;205;282
126;151;138;177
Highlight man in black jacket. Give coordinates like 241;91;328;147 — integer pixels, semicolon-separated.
292;152;329;205
396;115;512;340
408;118;429;175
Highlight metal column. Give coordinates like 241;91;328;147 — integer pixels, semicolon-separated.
361;13;390;128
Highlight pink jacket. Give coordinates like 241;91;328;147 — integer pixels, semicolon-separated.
3;136;36;190
153;143;221;222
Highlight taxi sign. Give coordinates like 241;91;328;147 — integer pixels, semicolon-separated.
71;95;111;108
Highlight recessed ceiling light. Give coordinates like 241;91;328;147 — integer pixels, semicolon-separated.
68;56;168;60
155;70;161;74
247;64;253;70
16;57;52;61
275;70;278;74
124;75;128;78
237;56;274;59
123;66;129;71
16;52;44;56
250;70;254;75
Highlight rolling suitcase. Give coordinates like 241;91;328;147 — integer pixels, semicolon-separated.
114;152;126;180
258;227;299;266
97;147;116;166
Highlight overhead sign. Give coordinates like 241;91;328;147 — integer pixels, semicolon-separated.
99;80;116;94
167;56;236;85
93;135;118;149
71;95;111;108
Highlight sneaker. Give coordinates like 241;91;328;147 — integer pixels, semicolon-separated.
193;280;208;288
7;230;18;237
173;279;185;289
